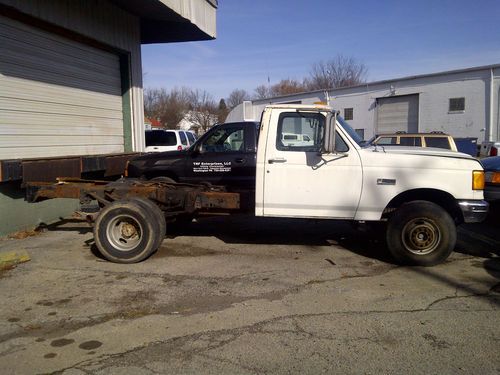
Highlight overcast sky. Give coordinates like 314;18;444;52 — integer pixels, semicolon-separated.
141;0;500;100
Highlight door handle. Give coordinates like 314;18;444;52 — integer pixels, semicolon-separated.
235;158;245;163
268;157;287;164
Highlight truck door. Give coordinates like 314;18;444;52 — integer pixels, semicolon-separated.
260;110;362;218
182;123;256;189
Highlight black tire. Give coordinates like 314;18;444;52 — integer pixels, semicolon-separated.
129;197;166;251
93;200;162;263
150;176;176;184
386;201;456;266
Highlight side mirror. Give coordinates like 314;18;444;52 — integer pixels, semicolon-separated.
322;111;337;154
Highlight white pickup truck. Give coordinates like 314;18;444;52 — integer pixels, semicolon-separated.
254;104;488;265
27;104;489;266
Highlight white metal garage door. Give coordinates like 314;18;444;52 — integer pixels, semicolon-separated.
376;94;419;134
0;16;124;160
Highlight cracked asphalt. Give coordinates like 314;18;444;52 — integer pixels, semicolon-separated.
0;215;499;374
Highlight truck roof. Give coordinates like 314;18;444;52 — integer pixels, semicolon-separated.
265;103;333;111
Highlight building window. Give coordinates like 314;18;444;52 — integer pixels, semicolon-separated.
344;108;353;120
355;129;365;140
449;97;465;112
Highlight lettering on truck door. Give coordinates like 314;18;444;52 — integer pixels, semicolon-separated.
185;123;255;188
262;110;362;218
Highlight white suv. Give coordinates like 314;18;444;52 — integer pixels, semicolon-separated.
145;130;197;152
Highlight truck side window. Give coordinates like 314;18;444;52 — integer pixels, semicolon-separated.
335;134;349;152
400;137;421;146
425;137;450;149
200;127;245;152
276;112;324;152
377;137;397;145
179;131;188;146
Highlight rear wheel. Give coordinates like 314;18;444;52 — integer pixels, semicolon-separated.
129;197;166;251
386;201;456;266
93;200;163;263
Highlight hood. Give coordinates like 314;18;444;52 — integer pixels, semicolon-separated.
367;145;474;160
480;156;500;171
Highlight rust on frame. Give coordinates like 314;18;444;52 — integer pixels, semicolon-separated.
196;191;240;209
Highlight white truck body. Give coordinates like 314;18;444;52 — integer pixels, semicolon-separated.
256;104;484;222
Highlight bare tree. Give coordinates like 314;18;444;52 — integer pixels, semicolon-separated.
144;87;167;124
217;98;229;123
187;89;218;135
143;87;191;129
227;89;249;109
254;84;271;100
306;55;368;91
253;79;306;100
269;78;306;97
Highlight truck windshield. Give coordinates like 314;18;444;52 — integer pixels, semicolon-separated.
337;116;364;147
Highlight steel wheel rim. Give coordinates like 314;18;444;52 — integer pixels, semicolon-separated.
401;217;440;255
106;214;143;252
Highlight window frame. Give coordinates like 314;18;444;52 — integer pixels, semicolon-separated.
399;136;422;147
354;128;364;140
448;97;465;113
344;108;354;121
186;132;196;144
199;126;246;153
376;136;397;145
424;136;451;150
179;131;188;146
145;130;177;147
275;112;325;153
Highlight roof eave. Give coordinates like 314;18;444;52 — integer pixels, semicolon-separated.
110;0;217;44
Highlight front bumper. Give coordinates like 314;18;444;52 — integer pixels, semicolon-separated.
458;200;489;223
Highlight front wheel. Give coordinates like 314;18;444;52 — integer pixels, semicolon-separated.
386;201;456;266
93;200;164;263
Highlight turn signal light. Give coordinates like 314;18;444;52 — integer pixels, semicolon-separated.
472;170;485;190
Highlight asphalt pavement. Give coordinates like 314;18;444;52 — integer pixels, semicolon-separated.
0;214;499;374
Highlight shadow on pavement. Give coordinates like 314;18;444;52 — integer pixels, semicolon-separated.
37;218;93;235
42;210;499;271
168;215;395;263
168;213;500;266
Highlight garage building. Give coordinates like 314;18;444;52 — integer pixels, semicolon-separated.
228;64;500;143
0;0;217;235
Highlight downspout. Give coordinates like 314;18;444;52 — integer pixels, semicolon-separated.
489;68;494;142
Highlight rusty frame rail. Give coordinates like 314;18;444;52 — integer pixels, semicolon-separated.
25;178;240;216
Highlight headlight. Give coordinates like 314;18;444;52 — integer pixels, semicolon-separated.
472;170;485;190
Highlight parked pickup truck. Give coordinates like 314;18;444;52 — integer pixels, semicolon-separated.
27;104;488;266
479;140;500;157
